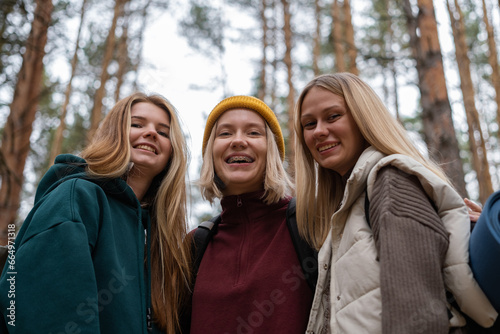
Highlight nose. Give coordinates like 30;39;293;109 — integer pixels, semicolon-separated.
142;124;157;139
313;121;328;139
231;132;247;149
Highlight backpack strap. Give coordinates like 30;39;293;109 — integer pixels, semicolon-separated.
192;215;221;276
286;197;318;291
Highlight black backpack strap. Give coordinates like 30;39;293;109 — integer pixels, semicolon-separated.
192;215;221;276
286;197;318;291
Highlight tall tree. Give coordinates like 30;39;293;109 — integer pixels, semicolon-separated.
331;0;345;72
114;9;130;102
281;0;295;171
49;0;88;166
312;0;321;75
258;0;269;101
447;0;493;203
402;0;468;196
0;0;54;245
343;0;358;75
481;0;500;126
87;0;126;142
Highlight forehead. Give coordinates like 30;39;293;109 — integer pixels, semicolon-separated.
131;102;170;122
301;87;346;115
217;108;266;125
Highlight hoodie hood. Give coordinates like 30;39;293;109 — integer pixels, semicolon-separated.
35;154;138;207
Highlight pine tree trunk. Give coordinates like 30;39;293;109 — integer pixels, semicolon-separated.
87;0;125;142
447;0;493;203
114;14;129;102
331;0;345;72
281;0;295;173
270;0;279;110
49;0;87;166
481;0;500;126
131;0;153;91
0;0;53;245
402;0;468;197
312;0;321;75
258;0;268;101
344;0;358;75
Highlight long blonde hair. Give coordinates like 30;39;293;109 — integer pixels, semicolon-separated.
293;73;451;250
81;92;191;333
199;122;293;204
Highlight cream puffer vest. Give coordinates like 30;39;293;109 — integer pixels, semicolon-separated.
306;147;497;334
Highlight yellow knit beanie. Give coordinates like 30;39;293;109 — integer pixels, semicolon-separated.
202;95;285;161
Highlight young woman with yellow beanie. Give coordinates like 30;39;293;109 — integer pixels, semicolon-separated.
187;95;315;334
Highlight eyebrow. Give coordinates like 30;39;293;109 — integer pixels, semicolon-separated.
301;105;344;119
217;121;265;128
131;115;170;129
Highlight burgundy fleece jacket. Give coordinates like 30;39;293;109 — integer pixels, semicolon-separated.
190;191;313;334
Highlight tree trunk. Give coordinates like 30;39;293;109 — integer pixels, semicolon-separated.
281;0;295;173
114;12;129;102
131;0;153;91
87;0;125;142
344;0;358;75
447;0;493;203
481;0;500;126
49;0;87;166
312;0;321;75
270;0;279;110
402;0;468;197
331;0;345;72
0;0;53;245
258;0;268;101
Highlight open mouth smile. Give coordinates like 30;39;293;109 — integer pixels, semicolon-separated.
226;155;254;164
318;143;339;152
135;144;157;154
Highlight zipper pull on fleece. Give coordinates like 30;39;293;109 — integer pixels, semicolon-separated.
237;196;242;207
147;307;152;331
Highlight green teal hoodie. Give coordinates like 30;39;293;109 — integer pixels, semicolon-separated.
0;154;161;333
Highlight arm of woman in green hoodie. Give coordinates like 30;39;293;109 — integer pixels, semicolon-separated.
0;179;101;333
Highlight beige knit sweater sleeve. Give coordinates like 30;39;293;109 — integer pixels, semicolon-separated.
369;165;453;334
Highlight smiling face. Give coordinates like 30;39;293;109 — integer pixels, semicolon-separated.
300;87;366;176
213;108;268;196
129;102;172;177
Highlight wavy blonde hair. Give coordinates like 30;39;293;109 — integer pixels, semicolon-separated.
199;121;293;204
293;73;451;250
81;92;191;333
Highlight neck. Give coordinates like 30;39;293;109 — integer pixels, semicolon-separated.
126;169;153;202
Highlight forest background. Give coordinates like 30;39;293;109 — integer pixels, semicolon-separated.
1;0;500;245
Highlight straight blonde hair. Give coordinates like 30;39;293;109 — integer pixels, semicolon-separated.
199;122;293;204
293;73;452;250
81;92;191;333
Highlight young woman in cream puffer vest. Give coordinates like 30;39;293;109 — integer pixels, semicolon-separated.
293;73;498;334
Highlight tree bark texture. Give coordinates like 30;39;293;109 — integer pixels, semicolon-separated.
313;0;321;76
87;0;125;143
343;0;358;75
331;0;345;72
481;0;500;126
49;0;87;167
447;0;493;203
258;0;268;101
281;0;295;174
0;0;54;245
402;0;468;197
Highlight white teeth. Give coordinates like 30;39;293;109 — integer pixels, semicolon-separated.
136;145;156;154
318;143;339;152
227;156;253;163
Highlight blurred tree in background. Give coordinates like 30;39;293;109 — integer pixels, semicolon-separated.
0;0;499;245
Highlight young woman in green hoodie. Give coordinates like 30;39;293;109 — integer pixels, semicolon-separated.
0;93;191;333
